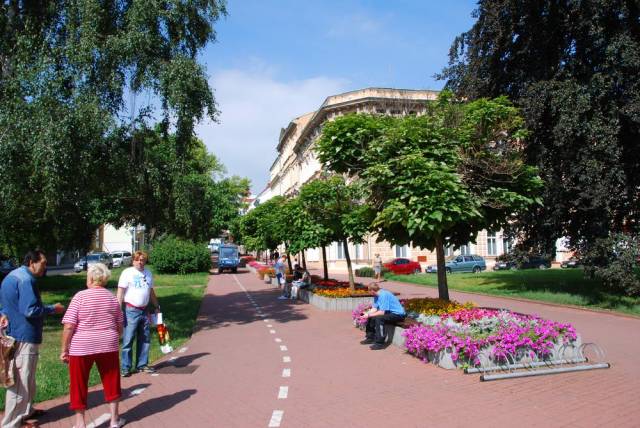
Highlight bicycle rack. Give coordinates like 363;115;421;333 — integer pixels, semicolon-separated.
463;343;610;381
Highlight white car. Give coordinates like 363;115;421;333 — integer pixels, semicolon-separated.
110;251;132;268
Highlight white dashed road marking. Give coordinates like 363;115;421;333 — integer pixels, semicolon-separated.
280;345;288;351
267;324;273;328
283;356;291;363
270;329;276;334
268;410;284;427
282;368;291;378
278;386;289;399
178;347;188;353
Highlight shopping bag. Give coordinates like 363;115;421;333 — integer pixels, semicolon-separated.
0;328;16;387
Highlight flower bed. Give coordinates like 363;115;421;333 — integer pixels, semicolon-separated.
351;297;581;370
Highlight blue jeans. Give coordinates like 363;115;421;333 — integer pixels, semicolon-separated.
121;306;151;372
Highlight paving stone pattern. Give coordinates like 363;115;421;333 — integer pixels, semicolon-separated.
16;269;640;427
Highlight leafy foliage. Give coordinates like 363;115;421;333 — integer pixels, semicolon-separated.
316;94;542;299
150;236;211;274
0;1;227;254
439;0;640;255
582;234;640;296
297;176;374;290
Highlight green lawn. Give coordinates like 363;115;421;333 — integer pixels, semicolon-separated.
387;268;640;316
1;267;209;409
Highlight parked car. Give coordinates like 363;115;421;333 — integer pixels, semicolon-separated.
218;244;240;273
0;258;17;281
497;255;551;270
75;253;113;272
74;257;87;273
492;260;515;271
426;255;486;274
560;257;581;269
383;258;422;275
110;251;132;268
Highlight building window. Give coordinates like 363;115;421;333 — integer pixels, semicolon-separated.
487;232;497;256
460;244;470;255
444;246;452;257
354;243;361;260
503;238;513;254
395;245;408;258
336;242;345;260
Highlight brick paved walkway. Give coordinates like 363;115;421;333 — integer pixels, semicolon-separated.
25;269;640;427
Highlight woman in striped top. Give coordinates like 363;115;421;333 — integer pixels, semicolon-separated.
60;263;125;428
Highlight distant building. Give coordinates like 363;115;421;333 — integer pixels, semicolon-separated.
264;87;520;271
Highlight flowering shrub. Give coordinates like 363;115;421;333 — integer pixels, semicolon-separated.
352;303;373;327
402;307;577;367
313;279;351;287
314;288;374;298
402;298;475;317
257;268;275;279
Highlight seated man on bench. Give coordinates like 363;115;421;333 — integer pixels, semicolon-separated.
290;266;310;300
360;282;405;350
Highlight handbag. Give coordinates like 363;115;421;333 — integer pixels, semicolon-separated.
0;327;16;387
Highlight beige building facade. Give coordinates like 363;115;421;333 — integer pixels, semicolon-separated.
264;87;517;271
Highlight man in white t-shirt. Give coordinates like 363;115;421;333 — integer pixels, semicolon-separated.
116;251;160;377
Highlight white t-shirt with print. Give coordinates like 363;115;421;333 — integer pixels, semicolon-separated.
118;266;153;308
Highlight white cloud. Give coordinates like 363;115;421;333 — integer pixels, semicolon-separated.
196;68;350;193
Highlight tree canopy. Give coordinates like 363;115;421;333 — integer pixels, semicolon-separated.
317;94;542;299
439;0;640;252
0;1;228;254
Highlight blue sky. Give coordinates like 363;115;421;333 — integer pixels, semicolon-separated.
195;1;478;192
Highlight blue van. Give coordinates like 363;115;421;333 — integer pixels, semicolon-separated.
218;244;240;273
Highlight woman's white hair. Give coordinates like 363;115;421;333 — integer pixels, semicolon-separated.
87;262;111;286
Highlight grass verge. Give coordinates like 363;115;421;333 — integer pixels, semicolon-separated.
386;269;640;316
1;267;208;409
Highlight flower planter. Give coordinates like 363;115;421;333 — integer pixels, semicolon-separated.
392;323;583;370
298;289;373;311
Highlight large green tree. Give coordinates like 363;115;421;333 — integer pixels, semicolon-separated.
110;127;248;243
0;1;227;254
317;95;542;300
297;177;373;290
439;0;640;253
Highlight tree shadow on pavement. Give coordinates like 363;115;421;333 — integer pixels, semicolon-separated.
121;389;197;424
194;288;308;332
36;383;152;425
154;352;209;369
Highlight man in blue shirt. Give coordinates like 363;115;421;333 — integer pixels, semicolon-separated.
0;250;64;428
360;282;405;350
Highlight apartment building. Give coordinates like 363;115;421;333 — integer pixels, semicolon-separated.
263;87;545;271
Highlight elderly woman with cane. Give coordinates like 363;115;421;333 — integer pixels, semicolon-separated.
60;263;125;428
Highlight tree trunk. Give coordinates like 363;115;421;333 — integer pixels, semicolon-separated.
322;246;329;280
435;235;450;300
343;240;356;291
285;243;292;272
301;250;307;269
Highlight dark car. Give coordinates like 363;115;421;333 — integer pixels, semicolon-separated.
560;257;581;268
384;258;422;275
0;258;17;281
492;260;516;271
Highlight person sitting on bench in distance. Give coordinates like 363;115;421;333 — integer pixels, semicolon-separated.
360;281;405;350
290;266;311;300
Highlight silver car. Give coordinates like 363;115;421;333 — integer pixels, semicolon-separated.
110;251;132;268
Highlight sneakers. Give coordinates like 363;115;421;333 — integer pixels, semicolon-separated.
137;365;156;374
359;338;374;345
369;343;387;350
120;370;131;378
